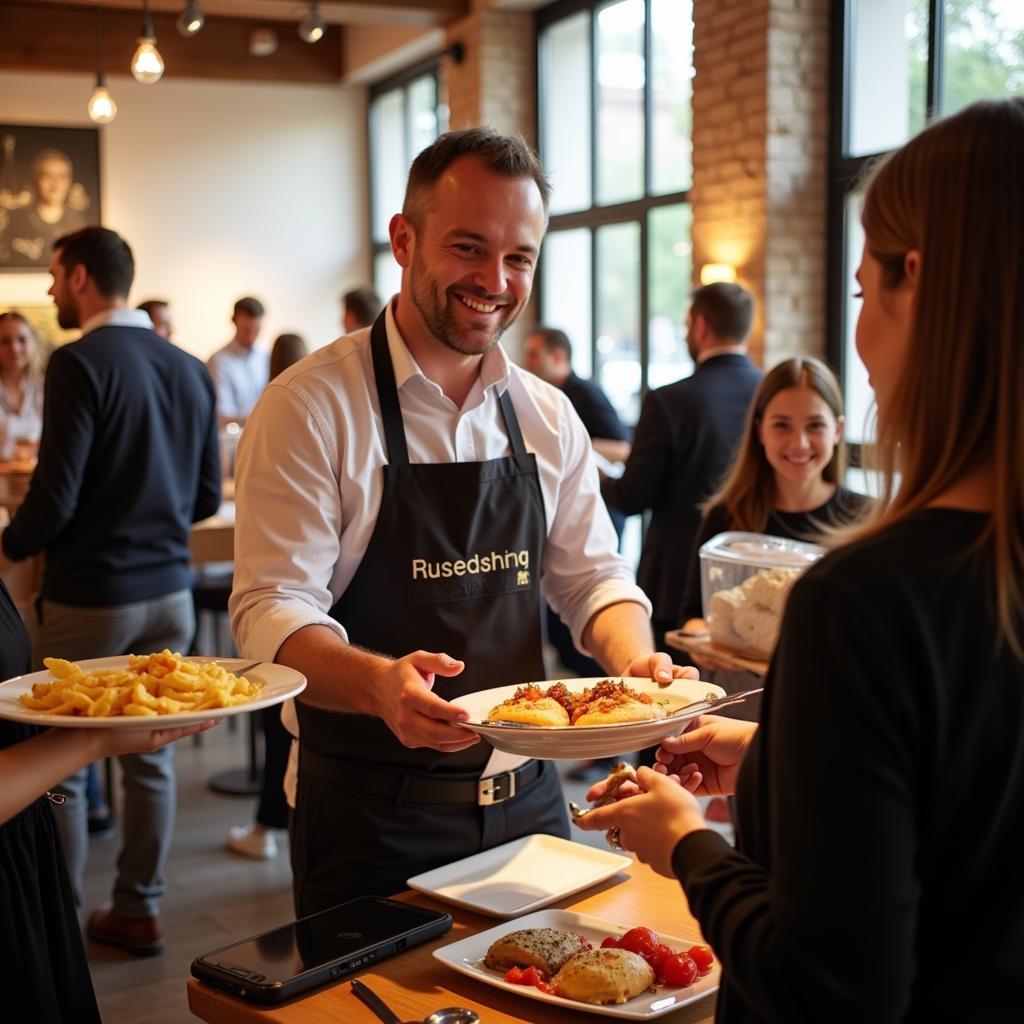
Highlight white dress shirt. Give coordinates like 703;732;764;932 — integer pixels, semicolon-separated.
229;302;650;795
206;339;269;421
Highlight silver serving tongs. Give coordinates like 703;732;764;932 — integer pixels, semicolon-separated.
667;686;764;718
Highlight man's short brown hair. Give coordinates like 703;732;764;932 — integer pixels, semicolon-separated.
402;127;551;228
233;296;264;319
689;282;754;343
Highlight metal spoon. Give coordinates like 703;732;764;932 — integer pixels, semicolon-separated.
667;686;764;717
352;979;479;1024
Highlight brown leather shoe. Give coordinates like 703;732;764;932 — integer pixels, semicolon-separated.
87;904;164;956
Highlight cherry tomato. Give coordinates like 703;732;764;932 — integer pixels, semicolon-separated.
619;926;659;960
504;966;523;984
661;952;699;988
686;944;715;973
600;936;620;949
521;966;551;992
647;942;676;975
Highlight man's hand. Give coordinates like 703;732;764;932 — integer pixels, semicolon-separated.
371;650;481;753
621;652;699;687
652;714;757;796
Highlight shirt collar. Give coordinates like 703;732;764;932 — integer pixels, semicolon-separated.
384;299;511;397
697;344;747;365
80;308;153;337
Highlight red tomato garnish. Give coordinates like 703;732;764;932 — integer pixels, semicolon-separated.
600;935;620;949
648;942;675;975
619;926;659;960
504;966;523;984
661;952;699;987
686;944;714;973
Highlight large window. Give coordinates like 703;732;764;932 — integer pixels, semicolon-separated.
537;0;694;426
829;0;1024;448
368;60;443;299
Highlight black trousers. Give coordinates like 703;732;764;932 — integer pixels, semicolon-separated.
289;760;569;917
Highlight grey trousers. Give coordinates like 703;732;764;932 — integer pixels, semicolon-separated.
29;590;195;919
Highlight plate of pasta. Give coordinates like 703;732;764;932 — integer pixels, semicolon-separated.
0;651;306;728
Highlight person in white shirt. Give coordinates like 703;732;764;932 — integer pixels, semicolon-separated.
206;296;268;426
230;127;695;916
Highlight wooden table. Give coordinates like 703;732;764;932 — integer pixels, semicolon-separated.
664;627;769;678
187;861;717;1024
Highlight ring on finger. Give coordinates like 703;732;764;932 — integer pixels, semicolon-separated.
606;826;624;852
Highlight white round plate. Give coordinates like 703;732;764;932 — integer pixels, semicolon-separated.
453;677;725;760
0;656;306;729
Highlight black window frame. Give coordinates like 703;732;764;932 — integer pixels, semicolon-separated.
535;0;693;413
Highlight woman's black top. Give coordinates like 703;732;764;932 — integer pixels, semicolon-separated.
673;510;1024;1023
0;580;102;1022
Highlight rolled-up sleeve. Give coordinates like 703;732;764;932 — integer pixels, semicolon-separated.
228;384;348;662
540;395;651;654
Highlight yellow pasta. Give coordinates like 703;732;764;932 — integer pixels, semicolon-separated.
19;650;262;718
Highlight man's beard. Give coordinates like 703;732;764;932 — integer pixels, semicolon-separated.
409;254;518;356
55;294;80;330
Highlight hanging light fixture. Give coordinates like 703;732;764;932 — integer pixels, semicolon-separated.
177;0;204;37
131;0;165;83
297;1;325;44
88;4;117;124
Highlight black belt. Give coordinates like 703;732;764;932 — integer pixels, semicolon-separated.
299;748;543;807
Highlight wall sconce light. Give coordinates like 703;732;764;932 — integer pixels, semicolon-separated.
88;4;117;124
249;28;279;57
131;0;165;83
699;263;737;285
297;2;325;43
177;0;205;37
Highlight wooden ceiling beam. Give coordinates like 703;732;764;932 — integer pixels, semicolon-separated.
0;2;345;84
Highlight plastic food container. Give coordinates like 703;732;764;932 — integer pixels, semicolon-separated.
699;532;826;659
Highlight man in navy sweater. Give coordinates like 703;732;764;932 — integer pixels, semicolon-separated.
1;226;220;955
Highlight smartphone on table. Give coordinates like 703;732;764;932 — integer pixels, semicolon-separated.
191;895;453;1005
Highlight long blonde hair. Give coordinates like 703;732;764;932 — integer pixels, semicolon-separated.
0;311;43;382
857;97;1024;656
705;356;846;532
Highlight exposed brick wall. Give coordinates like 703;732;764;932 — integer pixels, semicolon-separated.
692;0;829;366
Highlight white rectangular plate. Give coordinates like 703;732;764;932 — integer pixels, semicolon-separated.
433;907;719;1019
0;656;306;728
407;834;631;918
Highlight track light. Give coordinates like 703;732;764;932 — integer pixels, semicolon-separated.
88;4;117;124
131;0;165;83
298;2;325;44
177;0;204;37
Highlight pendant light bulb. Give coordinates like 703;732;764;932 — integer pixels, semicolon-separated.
298;2;325;43
132;2;164;83
88;80;118;124
177;0;204;37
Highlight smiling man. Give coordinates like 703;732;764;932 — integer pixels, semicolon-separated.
229;128;693;915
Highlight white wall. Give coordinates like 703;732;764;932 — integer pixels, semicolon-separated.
0;71;368;360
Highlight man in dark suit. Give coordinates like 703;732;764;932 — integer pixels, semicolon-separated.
602;282;762;648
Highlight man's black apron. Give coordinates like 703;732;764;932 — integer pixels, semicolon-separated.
292;314;569;915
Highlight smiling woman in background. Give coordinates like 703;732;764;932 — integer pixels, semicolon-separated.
0;311;43;461
576;97;1024;1023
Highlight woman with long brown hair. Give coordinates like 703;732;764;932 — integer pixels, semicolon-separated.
0;311;43;460
577;97;1024;1022
678;355;868;628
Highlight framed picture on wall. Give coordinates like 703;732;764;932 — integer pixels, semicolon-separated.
0;124;101;271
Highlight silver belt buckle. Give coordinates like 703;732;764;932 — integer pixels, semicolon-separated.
477;769;516;806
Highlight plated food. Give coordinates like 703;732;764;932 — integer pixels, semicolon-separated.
484;927;591;975
434;908;719;1019
487;679;668;728
19;650;261;718
0;655;307;729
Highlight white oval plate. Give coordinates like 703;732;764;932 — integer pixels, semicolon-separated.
452;677;724;760
0;656;306;729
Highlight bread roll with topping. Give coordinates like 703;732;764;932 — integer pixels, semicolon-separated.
553;947;655;1005
484;928;589;975
487;696;569;727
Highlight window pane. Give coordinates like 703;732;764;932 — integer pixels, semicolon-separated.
373;249;402;303
596;0;645;206
941;0;1024;115
596;221;641;423
540;11;593;214
370;89;406;243
848;0;925;156
407;74;438;160
650;0;693;194
647;203;693;389
842;197;874;445
540;229;593;378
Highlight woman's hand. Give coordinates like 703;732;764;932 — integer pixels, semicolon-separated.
573;766;708;877
93;718;223;758
653;715;757;796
